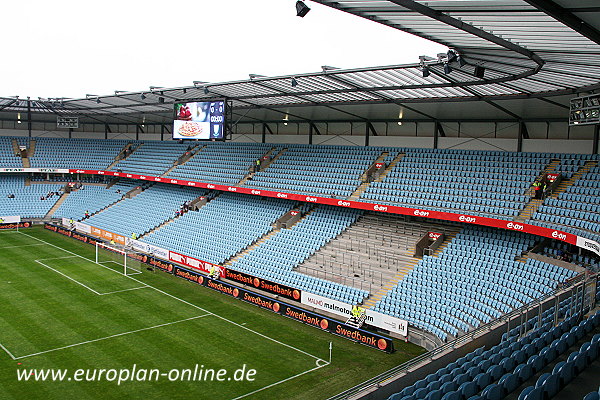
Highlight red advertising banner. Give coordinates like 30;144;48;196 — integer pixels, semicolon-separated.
69;169;580;246
168;251;225;278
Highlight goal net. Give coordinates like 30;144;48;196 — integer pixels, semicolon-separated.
95;242;143;276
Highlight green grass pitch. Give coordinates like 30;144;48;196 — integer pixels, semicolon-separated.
0;226;425;399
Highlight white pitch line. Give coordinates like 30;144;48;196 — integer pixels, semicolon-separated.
231;362;330;400
18;231;326;362
14;314;211;360
0;243;46;249
98;286;149;295
35;255;79;261
34;259;102;295
0;342;16;360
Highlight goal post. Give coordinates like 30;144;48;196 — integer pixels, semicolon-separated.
95;242;143;276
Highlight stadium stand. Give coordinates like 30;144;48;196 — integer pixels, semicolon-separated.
84;183;206;237
385;304;600;400
167;142;273;185
246;144;383;199
141;192;293;264
53;180;139;221
228;205;369;303
110;141;187;176
29;138;128;170
0;137;24;167
371;226;578;342
0;175;63;218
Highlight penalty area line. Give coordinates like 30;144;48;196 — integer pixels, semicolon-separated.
231;361;330;400
13;314;212;360
18;231;326;363
0;342;16;360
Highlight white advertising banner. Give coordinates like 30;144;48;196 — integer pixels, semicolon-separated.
75;222;91;234
576;236;600;257
129;239;170;261
301;291;408;336
0;216;21;223
0;168;69;173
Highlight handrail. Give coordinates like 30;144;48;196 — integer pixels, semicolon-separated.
327;272;591;400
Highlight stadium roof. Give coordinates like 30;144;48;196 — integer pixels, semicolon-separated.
1;0;599;127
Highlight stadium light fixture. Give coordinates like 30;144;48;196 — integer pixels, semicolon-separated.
291;78;298;87
193;81;207;87
283;114;289;126
321;65;339;72
17;112;21;124
422;65;430;78
296;1;310;17
447;49;458;63
474;65;485;78
140;93;146;100
204;87;210;95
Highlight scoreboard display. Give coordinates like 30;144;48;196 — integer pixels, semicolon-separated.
173;100;225;140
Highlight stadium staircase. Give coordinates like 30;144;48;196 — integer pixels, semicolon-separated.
515;199;544;223
161;144;206;177
28;139;36;157
550;160;598;199
362;230;459;309
260;147;287;170
44;192;70;219
236;147;279;186
516;160;562;222
106;142;140;170
347;151;389;200
10;139;20;157
222;204;313;267
139;192;215;239
348;152;405;201
85;185;144;219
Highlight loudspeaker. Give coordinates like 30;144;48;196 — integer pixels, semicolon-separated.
474;66;485;78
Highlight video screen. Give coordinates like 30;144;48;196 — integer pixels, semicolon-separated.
173;100;225;140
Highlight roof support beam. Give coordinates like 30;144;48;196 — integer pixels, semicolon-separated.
522;0;600;45
384;0;544;65
594;125;599;155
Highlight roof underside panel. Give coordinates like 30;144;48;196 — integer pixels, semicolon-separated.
4;0;600;125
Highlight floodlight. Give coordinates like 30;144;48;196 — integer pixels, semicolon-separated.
447;50;458;63
291;78;298;87
296;1;310;17
474;66;485;78
422;66;430;78
141;93;146;100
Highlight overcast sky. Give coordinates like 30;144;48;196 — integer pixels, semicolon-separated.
1;0;446;99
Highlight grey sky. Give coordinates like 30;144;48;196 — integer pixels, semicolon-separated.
1;0;446;99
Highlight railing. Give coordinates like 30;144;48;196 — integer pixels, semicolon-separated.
327;272;595;400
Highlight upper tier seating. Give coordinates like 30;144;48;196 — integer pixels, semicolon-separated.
0;137;25;167
361;150;549;218
530;163;600;242
30;138;127;170
168;142;272;185
246;145;382;199
112;141;188;176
